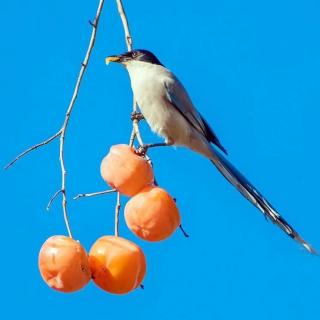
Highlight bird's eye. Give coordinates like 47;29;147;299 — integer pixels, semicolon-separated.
132;51;138;58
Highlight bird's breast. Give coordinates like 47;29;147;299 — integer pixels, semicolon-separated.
127;63;192;144
134;81;171;137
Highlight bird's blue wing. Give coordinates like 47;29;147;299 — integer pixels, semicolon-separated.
164;77;227;154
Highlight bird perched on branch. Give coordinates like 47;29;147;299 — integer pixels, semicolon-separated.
106;49;315;254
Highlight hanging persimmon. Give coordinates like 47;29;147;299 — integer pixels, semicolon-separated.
89;235;146;294
100;144;154;196
124;186;181;241
38;236;91;293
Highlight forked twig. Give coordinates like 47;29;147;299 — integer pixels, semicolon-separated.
5;0;106;238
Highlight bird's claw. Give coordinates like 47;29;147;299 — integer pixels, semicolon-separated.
135;142;170;156
131;111;144;122
135;145;149;156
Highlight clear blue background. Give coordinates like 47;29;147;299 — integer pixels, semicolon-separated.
1;1;320;319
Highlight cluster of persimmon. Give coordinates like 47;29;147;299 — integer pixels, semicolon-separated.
38;144;181;294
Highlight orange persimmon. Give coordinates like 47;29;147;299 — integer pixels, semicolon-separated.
124;186;181;241
100;144;154;196
38;236;91;293
89;236;146;294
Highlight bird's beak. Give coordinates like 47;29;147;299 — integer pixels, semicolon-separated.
105;55;122;65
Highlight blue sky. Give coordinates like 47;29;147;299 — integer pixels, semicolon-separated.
1;0;320;319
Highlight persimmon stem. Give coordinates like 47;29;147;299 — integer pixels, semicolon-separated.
114;192;121;237
179;224;190;238
116;0;140;237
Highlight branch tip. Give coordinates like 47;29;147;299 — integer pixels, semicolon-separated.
73;189;117;200
47;189;63;211
88;20;96;28
4;131;61;170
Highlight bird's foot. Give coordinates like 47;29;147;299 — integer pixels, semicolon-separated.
135;145;148;156
130;111;144;122
135;142;170;156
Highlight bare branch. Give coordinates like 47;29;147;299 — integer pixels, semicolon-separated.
4;131;61;170
6;1;106;238
73;189;116;200
116;0;133;51
114;192;121;237
47;189;63;210
116;0;144;149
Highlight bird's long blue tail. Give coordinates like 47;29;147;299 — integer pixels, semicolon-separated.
210;149;316;254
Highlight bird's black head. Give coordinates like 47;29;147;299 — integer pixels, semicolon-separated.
106;49;163;66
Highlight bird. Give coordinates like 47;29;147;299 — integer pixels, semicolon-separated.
106;49;316;254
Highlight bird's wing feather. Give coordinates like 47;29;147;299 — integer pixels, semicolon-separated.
164;78;227;154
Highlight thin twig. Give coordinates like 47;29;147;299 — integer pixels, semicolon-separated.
57;0;105;238
115;0;135;237
73;189;116;200
116;0;144;147
4;131;61;170
114;192;121;236
47;189;63;210
133;118;144;146
116;0;133;51
129;127;136;147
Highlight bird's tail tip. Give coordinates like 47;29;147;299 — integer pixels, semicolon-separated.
295;235;317;255
209;152;317;255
